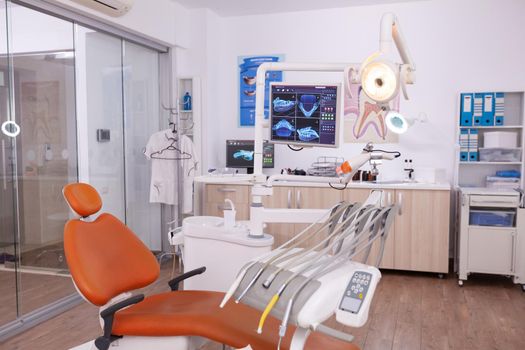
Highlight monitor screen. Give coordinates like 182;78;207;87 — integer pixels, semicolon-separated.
269;83;340;148
226;140;274;169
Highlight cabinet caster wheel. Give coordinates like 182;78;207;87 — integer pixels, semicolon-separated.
522;285;525;292
437;273;444;279
458;280;464;287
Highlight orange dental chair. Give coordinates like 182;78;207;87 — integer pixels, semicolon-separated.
63;183;360;350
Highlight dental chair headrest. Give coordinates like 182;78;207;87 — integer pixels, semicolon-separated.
63;183;102;217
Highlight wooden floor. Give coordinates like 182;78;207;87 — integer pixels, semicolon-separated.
1;262;525;350
0;270;75;325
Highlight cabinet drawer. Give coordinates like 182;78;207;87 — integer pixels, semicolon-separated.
469;195;519;208
468;227;515;274
205;184;250;204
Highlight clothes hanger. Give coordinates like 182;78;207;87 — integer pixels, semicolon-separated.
149;134;192;160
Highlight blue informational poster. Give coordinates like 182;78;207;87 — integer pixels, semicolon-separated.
238;55;284;127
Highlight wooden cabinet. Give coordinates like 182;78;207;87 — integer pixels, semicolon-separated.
262;186;342;248
344;188;395;269
202;183;450;274
262;186;296;247
293;187;342;248
394;189;450;273
203;184;250;220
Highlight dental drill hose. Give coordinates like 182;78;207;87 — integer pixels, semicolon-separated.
260;206;392;335
232;203;350;305
221;203;341;308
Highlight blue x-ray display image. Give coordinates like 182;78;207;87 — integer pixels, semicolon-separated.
270;84;339;147
233;150;254;161
296;117;320;142
226;140;275;169
298;94;320;118
273;97;297;114
238;55;284;127
272;118;296;140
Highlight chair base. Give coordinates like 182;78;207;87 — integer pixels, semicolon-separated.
70;336;208;350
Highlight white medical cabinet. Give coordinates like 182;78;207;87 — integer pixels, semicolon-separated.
457;188;525;290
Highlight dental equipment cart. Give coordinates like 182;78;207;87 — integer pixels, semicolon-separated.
457;188;525;290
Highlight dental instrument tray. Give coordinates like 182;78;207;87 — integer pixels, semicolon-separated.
307;156;344;177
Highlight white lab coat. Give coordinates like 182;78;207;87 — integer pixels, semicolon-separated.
144;129;178;205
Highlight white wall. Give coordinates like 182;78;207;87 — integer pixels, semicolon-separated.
1;3;74;54
49;0;183;47
175;8;222;172
198;0;525;181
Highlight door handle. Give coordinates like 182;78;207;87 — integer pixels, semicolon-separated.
287;189;292;209
511;232;516;273
217;188;237;193
397;192;403;215
297;190;302;209
1;139;6;190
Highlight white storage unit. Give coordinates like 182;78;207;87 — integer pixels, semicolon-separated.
457;188;525;290
454;91;525;189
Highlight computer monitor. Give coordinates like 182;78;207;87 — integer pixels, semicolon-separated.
269;83;341;148
226;140;274;173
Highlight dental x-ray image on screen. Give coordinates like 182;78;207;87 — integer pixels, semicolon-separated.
270;83;340;147
226;140;274;171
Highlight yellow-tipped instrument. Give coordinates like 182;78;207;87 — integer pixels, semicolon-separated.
257;293;280;334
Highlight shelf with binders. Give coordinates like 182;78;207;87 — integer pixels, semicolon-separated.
459;162;522;165
465;125;522;129
455;91;525;188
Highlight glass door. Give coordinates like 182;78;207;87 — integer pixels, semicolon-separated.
0;0;166;336
0;0;78;327
0;0;18;327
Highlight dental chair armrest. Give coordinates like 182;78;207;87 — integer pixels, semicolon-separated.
95;294;145;350
168;266;206;291
100;294;145;319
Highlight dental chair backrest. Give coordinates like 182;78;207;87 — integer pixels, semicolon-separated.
63;183;160;306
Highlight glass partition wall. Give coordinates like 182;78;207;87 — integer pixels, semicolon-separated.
0;0;165;337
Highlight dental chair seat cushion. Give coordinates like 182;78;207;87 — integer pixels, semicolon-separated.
112;290;359;350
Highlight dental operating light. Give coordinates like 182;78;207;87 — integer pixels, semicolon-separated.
358;13;415;104
360;57;399;103
385;111;413;134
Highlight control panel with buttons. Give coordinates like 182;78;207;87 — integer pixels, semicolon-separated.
338;271;372;314
335;266;380;328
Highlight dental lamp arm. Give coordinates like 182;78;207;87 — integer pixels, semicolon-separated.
266;152;373;187
380;13;415;72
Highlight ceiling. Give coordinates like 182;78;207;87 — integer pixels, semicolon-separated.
173;0;427;17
